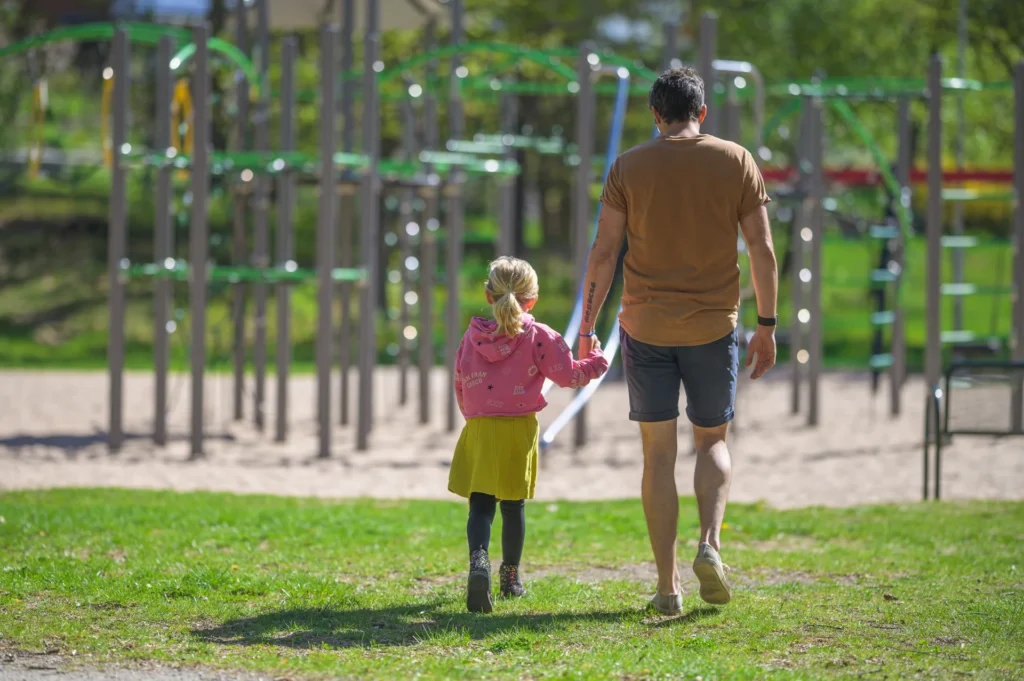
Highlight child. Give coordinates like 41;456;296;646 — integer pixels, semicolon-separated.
449;256;609;613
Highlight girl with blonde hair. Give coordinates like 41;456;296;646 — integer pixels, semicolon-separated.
449;256;608;613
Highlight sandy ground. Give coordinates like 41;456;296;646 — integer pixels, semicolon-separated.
1;367;1021;508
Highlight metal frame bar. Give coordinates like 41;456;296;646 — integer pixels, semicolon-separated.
662;20;679;70
189;24;211;459
572;41;596;448
317;25;339;458
807;98;825;427
926;54;944;395
698;13;717;137
397;83;418;406
445;0;466;434
419;18;439;426
252;0;272;431
107;28;129;452
498;84;518;256
790;102;811;416
153;35;173;447
275;37;297;443
1012;60;1024;432
338;0;356;426
892;97;912;416
231;2;250;423
358;0;382;450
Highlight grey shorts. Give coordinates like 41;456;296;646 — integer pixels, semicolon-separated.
619;328;738;427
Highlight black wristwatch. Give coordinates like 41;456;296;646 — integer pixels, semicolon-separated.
757;315;778;328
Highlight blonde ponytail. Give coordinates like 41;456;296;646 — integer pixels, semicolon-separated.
486;256;539;338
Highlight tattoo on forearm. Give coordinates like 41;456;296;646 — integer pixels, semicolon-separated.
583;281;597;325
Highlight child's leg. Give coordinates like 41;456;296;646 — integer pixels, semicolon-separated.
467;493;497;556
499;500;525;565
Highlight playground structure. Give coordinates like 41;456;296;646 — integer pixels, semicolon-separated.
1;4;1022;458
764;62;1024;428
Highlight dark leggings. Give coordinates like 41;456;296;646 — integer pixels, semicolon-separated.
467;493;525;565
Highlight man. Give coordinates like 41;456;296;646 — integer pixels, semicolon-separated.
577;67;778;615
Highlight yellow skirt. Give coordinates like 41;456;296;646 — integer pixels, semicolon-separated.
448;414;539;501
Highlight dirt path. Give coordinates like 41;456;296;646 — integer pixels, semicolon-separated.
2;369;1021;508
0;653;268;681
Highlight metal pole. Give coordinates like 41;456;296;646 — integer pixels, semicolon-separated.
724;81;740;143
357;0;381;450
398;87;418;406
498;86;518;256
662;20;679;70
807;100;825;427
790;101;810;416
445;0;465;433
107;28;129;452
892;97;912;416
572;43;596;447
275;37;297;444
231;3;249;422
338;0;356;426
251;0;271;431
952;0;967;333
698;13;717;137
189;24;211;459
1011;60;1024;432
926;55;944;394
153;35;173;447
318;25;339;458
419;19;438;426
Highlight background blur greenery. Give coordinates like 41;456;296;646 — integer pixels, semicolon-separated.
0;0;1021;371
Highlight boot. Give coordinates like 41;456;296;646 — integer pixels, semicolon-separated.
499;563;526;599
466;549;493;613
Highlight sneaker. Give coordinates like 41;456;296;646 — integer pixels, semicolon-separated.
692;542;731;605
466;549;493;613
649;592;683;616
499;564;527;599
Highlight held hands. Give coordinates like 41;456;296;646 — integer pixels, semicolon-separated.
577;335;601;359
746;325;776;380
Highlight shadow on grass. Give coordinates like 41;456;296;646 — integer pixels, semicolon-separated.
192;600;722;649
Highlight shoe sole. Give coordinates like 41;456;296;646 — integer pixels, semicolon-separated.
467;572;493;613
693;557;731;605
499;590;527;599
649;601;682;616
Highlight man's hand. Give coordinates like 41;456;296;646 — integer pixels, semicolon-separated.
578;335;600;358
745;326;776;379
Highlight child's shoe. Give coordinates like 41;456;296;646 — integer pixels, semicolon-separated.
499;563;526;598
467;549;493;613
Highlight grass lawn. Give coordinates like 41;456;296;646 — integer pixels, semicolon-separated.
0;490;1021;679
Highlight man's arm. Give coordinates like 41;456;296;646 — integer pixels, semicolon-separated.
739;205;778;379
577;205;627;358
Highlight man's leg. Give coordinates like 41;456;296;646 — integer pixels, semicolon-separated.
619;328;683;612
678;329;739;605
639;419;681;596
692;424;731;551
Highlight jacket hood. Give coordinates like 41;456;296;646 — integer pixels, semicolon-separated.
468;314;535;362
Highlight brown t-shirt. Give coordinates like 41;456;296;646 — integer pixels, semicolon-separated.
600;134;770;347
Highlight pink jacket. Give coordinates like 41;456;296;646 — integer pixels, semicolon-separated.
455;314;609;419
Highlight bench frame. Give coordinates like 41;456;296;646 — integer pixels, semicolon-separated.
923;359;1024;500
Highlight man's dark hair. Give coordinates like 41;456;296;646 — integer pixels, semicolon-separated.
649;67;705;124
